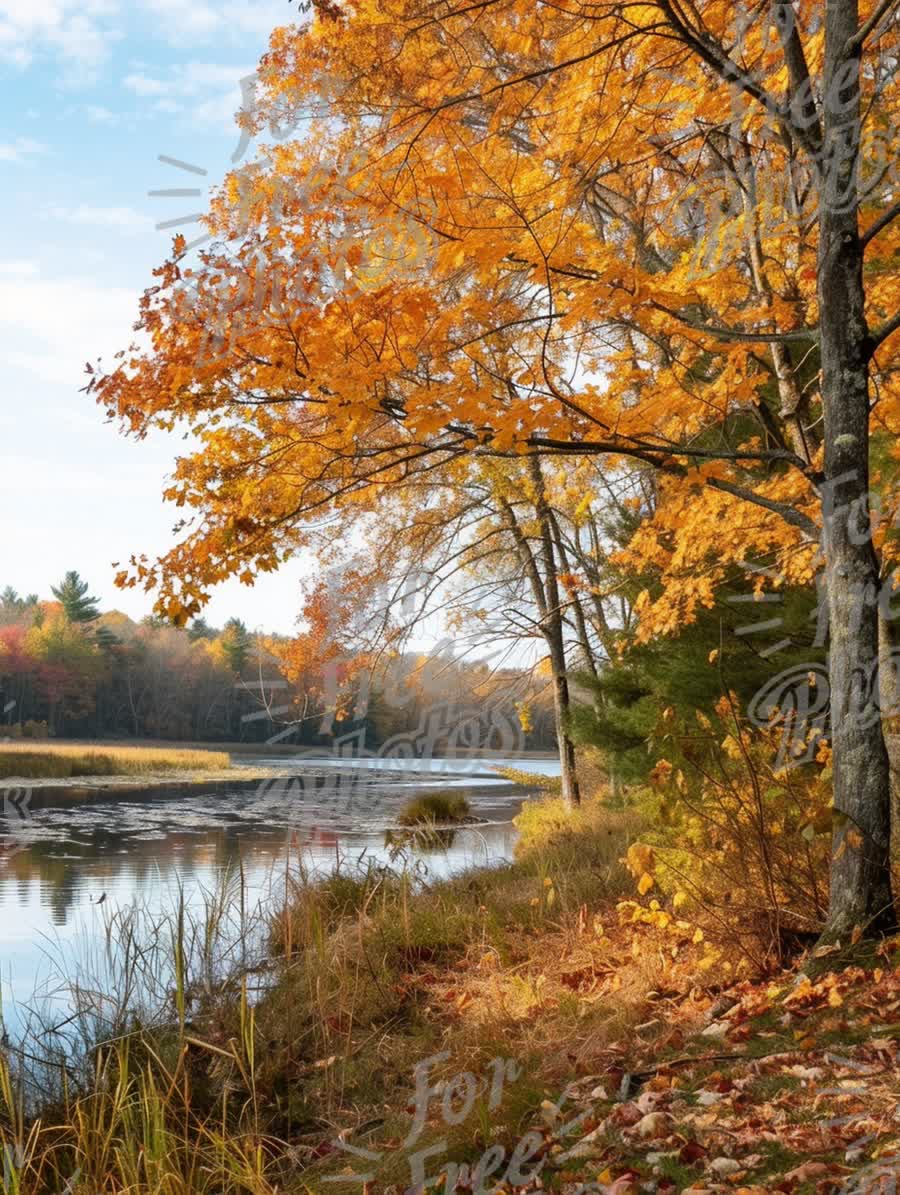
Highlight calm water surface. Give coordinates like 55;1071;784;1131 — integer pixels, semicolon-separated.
0;755;558;1046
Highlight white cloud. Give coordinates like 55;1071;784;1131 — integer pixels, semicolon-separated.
0;0;119;78
0;0;285;81
141;0;219;39
139;0;292;45
123;70;169;97
0;269;139;387
84;103;117;123
50;203;149;232
124;61;254;132
0;136;45;162
0;260;38;276
125;62;251;96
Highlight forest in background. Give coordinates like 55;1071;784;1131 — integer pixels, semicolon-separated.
0;573;559;749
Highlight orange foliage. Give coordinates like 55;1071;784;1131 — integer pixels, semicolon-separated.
90;0;900;628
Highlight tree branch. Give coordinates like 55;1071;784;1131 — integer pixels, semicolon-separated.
656;0;822;157
845;0;900;55
650;300;819;344
867;311;900;355
527;436;807;469
706;477;819;538
861;200;900;249
773;0;823;149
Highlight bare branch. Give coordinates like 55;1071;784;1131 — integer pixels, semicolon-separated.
706;477;819;538
861;200;900;249
845;0;900;55
867;310;900;355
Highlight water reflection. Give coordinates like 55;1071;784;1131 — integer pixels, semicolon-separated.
0;760;535;1043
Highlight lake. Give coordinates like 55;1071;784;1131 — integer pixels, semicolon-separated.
0;754;557;1053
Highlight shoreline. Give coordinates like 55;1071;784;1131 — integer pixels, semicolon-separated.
0;765;291;793
1;763;524;793
1;756;555;794
7;794;894;1194
2;736;560;759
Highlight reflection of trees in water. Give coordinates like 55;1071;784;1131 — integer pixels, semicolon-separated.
0;821;298;927
0;778;516;925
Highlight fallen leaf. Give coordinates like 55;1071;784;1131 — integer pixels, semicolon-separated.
708;1157;743;1177
634;1110;673;1138
783;1160;829;1182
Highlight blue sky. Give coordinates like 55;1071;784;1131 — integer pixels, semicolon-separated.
0;0;310;633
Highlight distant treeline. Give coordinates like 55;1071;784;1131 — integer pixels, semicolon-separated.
0;577;557;750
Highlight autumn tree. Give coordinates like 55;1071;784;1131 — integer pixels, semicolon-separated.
275;452;627;798
188;617;217;642
95;0;900;938
24;610;103;732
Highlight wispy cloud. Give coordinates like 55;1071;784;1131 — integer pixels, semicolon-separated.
0;268;139;386
0;0;120;80
49;203;150;232
124;61;254;132
84;103;118;124
0;261;38;277
138;0;292;45
0;136;46;163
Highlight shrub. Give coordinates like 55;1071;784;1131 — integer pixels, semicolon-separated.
630;697;833;965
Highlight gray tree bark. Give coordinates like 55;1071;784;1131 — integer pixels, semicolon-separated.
818;0;896;939
499;463;582;806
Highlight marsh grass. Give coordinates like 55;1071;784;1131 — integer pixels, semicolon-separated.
492;765;563;792
0;744;231;780
397;791;472;825
0;795;639;1194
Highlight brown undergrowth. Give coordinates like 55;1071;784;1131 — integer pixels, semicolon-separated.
1;788;897;1194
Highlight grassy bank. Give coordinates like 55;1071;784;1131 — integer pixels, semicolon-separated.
0;742;231;780
2;794;898;1193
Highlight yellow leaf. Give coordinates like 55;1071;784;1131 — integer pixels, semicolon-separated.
626;842;656;877
638;872;655;895
673;891;688;910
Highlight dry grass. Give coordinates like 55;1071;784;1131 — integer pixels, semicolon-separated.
397;791;472;824
5;788;775;1195
0;742;231;779
0;791;646;1193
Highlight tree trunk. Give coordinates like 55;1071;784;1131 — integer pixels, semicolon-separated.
818;0;896;939
528;456;581;806
499;465;581;806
